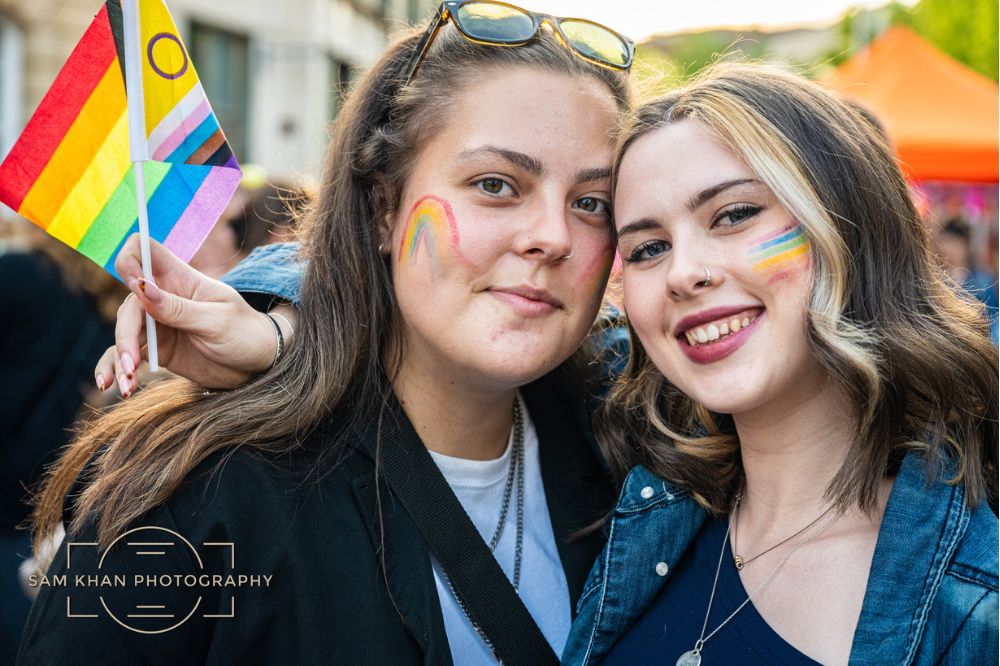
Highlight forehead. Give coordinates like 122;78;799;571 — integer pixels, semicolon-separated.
443;67;619;162
615;120;757;221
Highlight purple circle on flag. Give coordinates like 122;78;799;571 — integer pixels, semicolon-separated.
147;33;188;80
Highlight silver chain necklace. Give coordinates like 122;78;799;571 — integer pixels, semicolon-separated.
441;397;525;658
677;497;839;666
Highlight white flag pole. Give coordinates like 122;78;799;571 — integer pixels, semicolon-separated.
121;0;159;371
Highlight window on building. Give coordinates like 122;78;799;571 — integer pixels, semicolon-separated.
328;56;355;122
408;0;426;24
0;13;23;158
189;22;250;161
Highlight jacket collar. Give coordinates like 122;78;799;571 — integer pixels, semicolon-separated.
608;453;971;665
341;392;453;664
849;452;971;664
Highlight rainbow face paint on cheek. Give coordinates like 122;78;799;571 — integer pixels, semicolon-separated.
748;223;810;282
397;195;467;274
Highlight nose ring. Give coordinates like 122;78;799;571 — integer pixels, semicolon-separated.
700;267;712;287
560;250;574;261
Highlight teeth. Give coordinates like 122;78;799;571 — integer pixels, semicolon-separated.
684;314;759;347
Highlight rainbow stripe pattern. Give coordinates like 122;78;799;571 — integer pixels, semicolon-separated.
749;224;809;274
0;0;241;278
398;195;464;271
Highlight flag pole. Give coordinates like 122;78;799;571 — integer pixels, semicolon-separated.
121;0;159;371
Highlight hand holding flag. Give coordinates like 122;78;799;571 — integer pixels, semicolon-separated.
0;0;242;371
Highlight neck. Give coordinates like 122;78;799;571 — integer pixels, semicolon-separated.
732;375;855;530
391;349;518;462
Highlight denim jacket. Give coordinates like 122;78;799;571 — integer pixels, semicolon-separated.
222;242;303;305
563;453;999;665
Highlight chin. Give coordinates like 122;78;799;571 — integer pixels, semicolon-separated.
676;378;765;417
472;344;569;389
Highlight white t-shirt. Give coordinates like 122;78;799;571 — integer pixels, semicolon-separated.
427;394;572;664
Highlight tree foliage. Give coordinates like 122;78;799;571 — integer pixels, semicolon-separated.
907;0;998;80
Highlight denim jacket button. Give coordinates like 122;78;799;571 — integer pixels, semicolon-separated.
640;486;654;499
655;562;669;576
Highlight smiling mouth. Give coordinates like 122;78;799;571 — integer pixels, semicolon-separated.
680;308;763;347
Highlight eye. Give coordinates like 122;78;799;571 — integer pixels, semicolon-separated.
624;239;671;263
713;204;762;228
574;196;611;216
475;177;514;197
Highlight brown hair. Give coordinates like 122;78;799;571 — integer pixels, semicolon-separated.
597;63;998;515
31;22;630;551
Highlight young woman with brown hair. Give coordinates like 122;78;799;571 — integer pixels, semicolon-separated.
20;4;635;664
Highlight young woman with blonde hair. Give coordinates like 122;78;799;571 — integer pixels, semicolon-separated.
566;64;997;665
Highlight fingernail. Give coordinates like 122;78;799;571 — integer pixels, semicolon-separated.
138;278;162;304
121;353;135;376
96;373;105;390
118;375;130;398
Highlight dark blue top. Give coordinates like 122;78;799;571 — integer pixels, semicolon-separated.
603;516;819;665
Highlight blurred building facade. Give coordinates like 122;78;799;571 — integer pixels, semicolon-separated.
0;0;435;183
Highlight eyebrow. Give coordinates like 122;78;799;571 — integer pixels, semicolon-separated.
574;167;612;186
686;178;761;212
616;217;661;239
457;146;544;176
617;178;764;239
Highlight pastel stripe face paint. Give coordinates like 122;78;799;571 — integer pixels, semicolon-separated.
748;223;810;282
398;195;466;274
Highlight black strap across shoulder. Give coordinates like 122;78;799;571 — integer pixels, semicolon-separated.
357;400;559;666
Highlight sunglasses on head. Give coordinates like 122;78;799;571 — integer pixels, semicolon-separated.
403;1;635;84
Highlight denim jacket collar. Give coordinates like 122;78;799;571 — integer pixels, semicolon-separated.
568;452;985;665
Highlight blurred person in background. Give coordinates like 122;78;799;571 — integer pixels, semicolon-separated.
0;222;127;664
934;217;999;343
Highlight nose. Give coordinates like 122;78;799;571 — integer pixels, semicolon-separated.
512;195;574;263
664;238;722;299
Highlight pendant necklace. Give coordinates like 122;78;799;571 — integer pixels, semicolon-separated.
440;396;525;658
677;499;839;666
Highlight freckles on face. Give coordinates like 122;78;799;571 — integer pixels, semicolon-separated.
397;195;471;275
747;222;811;284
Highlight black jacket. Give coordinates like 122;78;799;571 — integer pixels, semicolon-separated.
17;375;615;665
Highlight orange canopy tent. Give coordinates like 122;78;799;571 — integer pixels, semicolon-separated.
822;26;999;182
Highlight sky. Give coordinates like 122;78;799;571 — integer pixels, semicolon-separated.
525;0;919;42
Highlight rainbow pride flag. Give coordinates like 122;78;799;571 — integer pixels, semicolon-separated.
0;0;241;278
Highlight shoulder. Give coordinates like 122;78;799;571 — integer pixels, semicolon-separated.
221;242;303;308
920;499;999;662
161;432;373;549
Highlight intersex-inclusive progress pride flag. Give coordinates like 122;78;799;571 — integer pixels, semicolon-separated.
0;0;241;278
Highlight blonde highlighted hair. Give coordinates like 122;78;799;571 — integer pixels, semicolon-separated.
598;63;998;514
